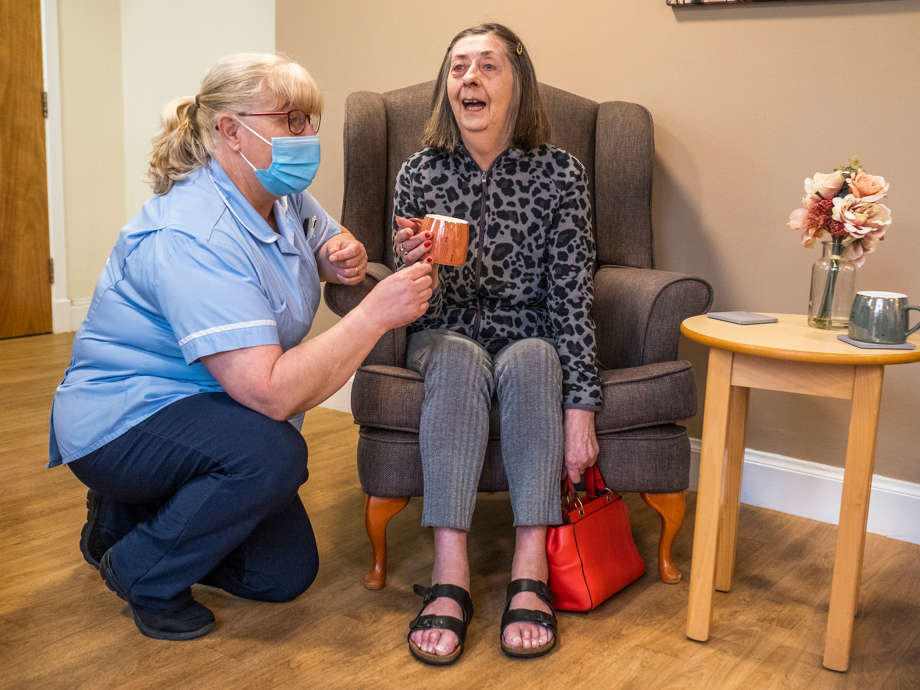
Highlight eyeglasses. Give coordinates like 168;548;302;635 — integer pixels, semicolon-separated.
236;109;313;135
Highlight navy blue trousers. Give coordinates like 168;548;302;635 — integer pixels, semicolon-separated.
69;392;318;611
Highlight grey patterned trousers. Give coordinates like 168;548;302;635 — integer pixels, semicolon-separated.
406;330;564;530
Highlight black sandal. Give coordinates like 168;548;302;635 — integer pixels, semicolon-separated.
499;578;558;659
407;583;473;666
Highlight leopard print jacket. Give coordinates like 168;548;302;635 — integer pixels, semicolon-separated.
393;143;602;411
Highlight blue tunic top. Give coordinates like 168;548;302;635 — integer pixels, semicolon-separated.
48;158;340;467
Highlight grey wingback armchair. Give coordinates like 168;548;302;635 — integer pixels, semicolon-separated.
324;81;713;589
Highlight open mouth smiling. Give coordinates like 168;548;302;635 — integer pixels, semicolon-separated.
462;98;487;111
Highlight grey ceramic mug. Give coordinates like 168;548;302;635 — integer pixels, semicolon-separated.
848;291;920;344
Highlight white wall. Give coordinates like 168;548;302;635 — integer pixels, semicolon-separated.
51;0;277;323
55;0;125;326
120;0;276;224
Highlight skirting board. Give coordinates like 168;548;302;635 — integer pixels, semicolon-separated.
55;297;91;333
320;374;354;414
689;439;920;545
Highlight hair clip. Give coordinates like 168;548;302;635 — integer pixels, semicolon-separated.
515;42;523;56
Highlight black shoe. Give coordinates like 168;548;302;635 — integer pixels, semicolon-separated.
407;583;473;666
79;490;110;569
99;550;216;641
499;579;558;659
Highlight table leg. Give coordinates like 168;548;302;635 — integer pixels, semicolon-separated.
823;365;884;672
687;348;734;642
715;385;749;592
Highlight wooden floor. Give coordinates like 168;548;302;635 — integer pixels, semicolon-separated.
2;333;918;688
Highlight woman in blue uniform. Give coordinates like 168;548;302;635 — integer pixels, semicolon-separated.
49;53;432;641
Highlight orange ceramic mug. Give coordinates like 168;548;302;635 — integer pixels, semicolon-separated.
417;214;469;266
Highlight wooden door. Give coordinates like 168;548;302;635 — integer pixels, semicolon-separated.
0;0;52;338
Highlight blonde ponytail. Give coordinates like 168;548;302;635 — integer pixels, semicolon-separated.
147;96;210;194
145;53;323;195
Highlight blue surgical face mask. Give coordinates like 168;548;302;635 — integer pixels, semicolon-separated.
235;117;320;196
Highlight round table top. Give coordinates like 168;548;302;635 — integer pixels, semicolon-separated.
681;314;920;365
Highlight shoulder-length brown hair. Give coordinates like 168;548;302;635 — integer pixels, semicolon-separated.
421;23;550;153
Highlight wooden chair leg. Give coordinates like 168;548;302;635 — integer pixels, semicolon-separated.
640;491;686;584
364;494;409;590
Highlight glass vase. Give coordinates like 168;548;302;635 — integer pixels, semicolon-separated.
808;236;857;329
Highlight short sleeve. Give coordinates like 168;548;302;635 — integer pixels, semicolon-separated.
290;190;340;253
150;229;281;364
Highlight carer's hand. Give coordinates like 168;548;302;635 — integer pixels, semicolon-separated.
323;233;368;285
563;409;599;484
394;216;433;266
363;261;433;332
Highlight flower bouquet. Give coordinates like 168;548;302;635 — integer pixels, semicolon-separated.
787;158;892;328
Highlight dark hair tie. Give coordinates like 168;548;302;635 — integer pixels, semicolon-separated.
187;95;200;130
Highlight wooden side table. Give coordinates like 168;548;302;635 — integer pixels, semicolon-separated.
681;313;920;672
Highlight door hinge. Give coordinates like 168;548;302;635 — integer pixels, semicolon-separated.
49;257;54;284
42;91;48;119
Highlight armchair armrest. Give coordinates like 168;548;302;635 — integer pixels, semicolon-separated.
322;262;407;367
593;266;713;369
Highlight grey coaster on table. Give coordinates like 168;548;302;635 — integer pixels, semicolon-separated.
837;335;916;350
707;311;778;325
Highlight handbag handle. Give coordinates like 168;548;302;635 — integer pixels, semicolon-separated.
562;466;607;500
561;477;577;505
584;465;607;499
561;466;617;517
560;477;585;519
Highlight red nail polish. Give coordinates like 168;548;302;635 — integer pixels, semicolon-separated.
425;232;431;238
426;257;433;263
424;241;431;248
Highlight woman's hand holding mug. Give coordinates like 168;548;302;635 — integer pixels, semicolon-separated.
395;216;433;266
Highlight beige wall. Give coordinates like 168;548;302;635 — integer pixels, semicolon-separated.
277;0;920;483
58;0;126;300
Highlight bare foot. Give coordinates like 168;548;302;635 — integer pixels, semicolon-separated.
409;592;464;656
501;588;554;650
410;528;470;657
502;526;555;650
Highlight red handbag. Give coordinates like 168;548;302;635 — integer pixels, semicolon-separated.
546;465;646;611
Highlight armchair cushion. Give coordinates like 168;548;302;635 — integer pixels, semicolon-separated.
355;423;690;497
352;360;696;437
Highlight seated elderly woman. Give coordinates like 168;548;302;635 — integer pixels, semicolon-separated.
393;24;601;664
49;53;432;641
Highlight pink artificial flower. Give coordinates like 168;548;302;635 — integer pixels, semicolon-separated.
805;171;845;200
847;170;889;203
787;207;807;231
801;228;824;248
785;161;892;269
831;195;892;237
840;228;887;269
841;239;867;268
